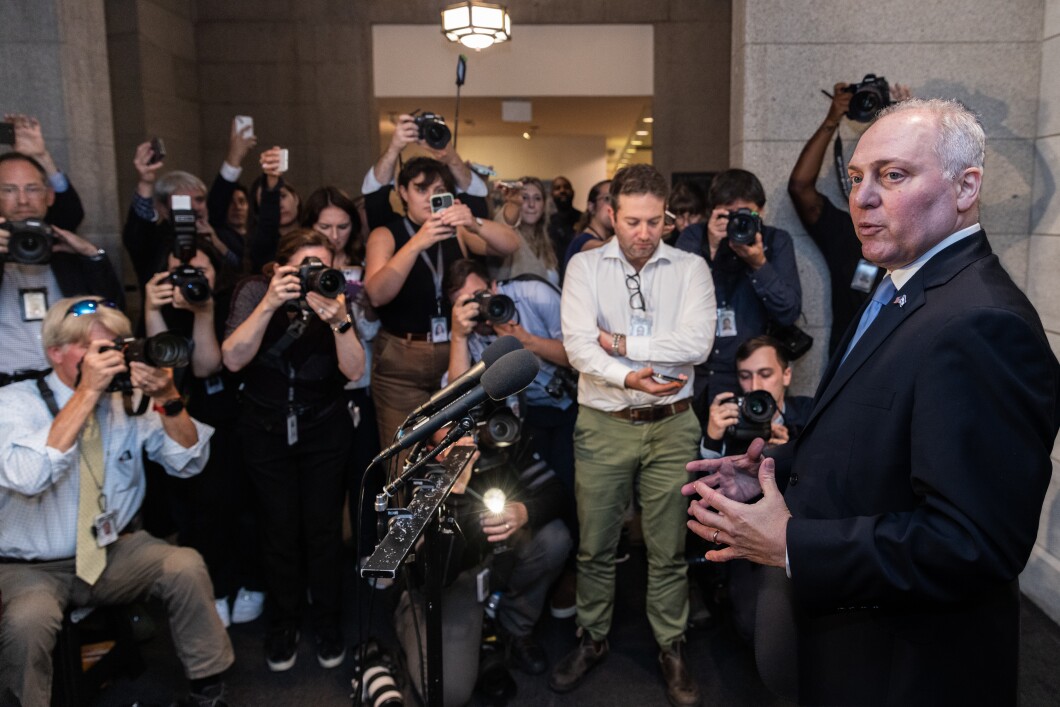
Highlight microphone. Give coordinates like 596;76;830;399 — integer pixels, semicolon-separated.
373;349;539;464
403;335;523;425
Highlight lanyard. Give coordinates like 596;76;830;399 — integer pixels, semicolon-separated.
406;219;444;315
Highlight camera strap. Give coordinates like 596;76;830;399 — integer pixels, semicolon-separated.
42;370;148;417
407;219;445;316
834;133;851;200
260;314;309;370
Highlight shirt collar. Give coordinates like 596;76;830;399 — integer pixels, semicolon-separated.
889;222;981;291
600;237;672;269
44;370;76;410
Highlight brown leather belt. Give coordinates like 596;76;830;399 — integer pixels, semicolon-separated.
607;398;691;424
382;328;433;342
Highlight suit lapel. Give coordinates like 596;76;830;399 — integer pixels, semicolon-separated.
801;230;993;435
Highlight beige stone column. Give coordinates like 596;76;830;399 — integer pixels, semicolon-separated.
0;0;122;263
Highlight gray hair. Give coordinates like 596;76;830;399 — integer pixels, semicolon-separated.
877;98;985;181
153;170;207;203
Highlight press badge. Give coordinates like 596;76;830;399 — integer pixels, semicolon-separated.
717;307;737;338
93;510;119;547
629;313;653;338
203;374;225;396
286;411;298;446
850;258;880;293
20;288;48;322
430;316;449;343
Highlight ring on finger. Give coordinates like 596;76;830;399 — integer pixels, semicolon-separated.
712;529;720;544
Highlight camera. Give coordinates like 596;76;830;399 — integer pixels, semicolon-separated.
351;639;403;707
168;265;211;304
3;218;54;264
545;366;578;400
726;389;777;442
472;291;516;325
476;405;521;448
170;194;198;263
298;256;345;299
844;74;891;123
726;208;761;246
413;111;452;150
103;333;192;393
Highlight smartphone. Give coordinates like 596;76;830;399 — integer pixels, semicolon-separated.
652;372;684;385
430;192;454;213
0;122;14;146
495;180;523;190
170;194;191;210
148;136;166;165
278;148;289;173
234;115;254;138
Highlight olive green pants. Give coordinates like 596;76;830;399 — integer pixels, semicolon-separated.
573;405;700;647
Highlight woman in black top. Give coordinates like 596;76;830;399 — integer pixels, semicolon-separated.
222;229;364;673
363;157;518;451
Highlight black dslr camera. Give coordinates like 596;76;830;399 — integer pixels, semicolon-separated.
726;390;777;442
726;208;761;246
4;218;55;264
298;256;345;299
844;74;891;123
413;111;452;150
472;291;516;325
104;332;192;393
168;194;211;303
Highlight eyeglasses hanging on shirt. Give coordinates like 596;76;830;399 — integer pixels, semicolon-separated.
625;272;652;337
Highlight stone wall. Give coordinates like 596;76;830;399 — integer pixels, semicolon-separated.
1023;0;1060;624
0;0;122;264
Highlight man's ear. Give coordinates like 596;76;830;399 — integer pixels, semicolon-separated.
45;345;63;368
955;167;982;213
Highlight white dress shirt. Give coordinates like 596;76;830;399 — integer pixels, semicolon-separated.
0;372;213;560
561;238;716;411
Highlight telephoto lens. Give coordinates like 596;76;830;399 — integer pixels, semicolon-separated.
298;256;346;299
472;292;516;325
726;208;761;246
351;639;403;707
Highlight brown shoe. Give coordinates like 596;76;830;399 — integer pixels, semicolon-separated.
548;632;609;693
659;640;701;706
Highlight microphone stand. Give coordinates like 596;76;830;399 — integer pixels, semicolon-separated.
365;416;477;707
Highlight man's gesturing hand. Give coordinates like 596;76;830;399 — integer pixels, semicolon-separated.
683;437;768;503
685;454;790;568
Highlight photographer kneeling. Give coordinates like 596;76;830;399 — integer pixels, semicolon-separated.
445;259;576;490
700;335;812;459
0;296;231;707
395;429;573;706
222;229;365;672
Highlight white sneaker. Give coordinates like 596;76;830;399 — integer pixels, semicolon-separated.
214;597;231;628
231;588;265;624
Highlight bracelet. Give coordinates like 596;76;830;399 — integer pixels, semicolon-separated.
611;332;623;356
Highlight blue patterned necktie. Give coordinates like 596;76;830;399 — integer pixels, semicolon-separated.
840;275;896;367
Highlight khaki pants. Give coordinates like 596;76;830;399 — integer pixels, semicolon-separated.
0;531;234;707
371;330;451;451
573;405;700;647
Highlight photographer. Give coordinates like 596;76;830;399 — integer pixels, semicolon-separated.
222;229;364;672
124;143;233;290
205;116;259;276
675;168;802;417
361;112;490;231
0;152;123;379
3;113;84;231
394;433;573;705
0;296;231;707
247;146;301;272
787;80;910;355
700;335;813;459
144;249;264;627
446;258;576;490
364;157;517;451
492;177;560;285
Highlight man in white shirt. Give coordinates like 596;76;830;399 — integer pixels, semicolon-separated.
0;297;232;707
551;164;715;706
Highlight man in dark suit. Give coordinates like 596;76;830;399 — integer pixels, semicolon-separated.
683;98;1060;706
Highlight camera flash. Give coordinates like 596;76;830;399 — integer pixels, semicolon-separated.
483;488;506;515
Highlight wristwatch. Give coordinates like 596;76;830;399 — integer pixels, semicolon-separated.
153;398;185;417
331;314;353;334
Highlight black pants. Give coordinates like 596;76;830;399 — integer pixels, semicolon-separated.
237;403;352;634
522;402;577;493
345;386;383;559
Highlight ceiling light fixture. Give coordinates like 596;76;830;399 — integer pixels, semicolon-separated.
642;117;654;123
442;1;511;51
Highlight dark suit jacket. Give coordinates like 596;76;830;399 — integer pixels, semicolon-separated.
760;231;1060;705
